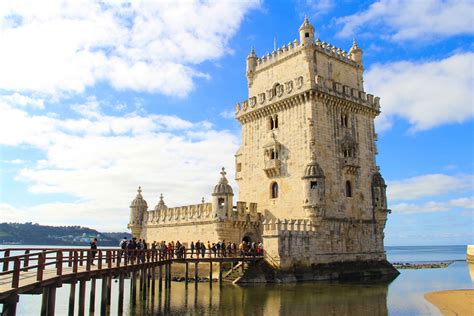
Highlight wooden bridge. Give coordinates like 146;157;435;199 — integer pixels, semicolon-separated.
0;248;263;316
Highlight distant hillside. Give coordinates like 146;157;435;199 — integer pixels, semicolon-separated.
0;222;131;246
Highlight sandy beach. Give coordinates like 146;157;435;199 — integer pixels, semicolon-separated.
425;289;474;315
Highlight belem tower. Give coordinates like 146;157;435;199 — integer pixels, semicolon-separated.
128;18;398;281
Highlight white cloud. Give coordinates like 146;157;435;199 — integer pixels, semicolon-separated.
297;0;334;17
0;100;239;230
391;196;474;214
388;174;473;201
219;108;236;119
336;0;474;40
366;53;474;132
0;0;260;97
0;92;44;109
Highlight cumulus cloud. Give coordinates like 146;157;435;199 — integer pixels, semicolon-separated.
365;53;474;132
0;99;239;230
391;197;474;214
387;173;473;201
336;0;474;40
0;0;260;97
297;0;334;17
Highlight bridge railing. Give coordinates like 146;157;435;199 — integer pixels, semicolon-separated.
0;247;264;290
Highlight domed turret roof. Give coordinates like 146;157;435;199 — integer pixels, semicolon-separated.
212;167;234;196
349;37;362;53
130;186;148;208
372;171;386;187
154;193;167;211
299;17;315;32
303;152;325;179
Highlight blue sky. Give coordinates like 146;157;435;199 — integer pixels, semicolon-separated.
0;0;472;246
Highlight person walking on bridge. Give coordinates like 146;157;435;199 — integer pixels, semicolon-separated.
90;238;98;265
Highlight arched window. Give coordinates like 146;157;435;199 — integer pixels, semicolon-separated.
345;181;352;197
271;182;279;199
274;114;279;129
269;116;274;130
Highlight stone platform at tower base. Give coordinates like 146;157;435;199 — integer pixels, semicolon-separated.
236;260;399;284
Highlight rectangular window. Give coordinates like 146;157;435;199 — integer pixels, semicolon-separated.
311;181;318;189
236;163;242;172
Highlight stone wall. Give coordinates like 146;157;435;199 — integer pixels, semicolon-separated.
262;218;385;270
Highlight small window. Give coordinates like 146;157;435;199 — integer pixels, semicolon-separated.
268;116;274;130
271;182;279;199
341;114;348;127
236;163;242;172
274;115;279;129
218;198;225;207
305;32;309;38
345;181;352;197
311;181;318;189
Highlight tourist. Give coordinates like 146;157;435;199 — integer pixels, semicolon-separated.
207;241;211;257
211;243;217;257
195;240;201;258
216;241;221;257
190;241;195;258
201;242;206;258
90;238;98;265
119;237;127;257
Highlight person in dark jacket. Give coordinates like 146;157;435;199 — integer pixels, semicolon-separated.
90;238;98;265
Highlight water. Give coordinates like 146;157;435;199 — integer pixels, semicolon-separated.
6;245;473;315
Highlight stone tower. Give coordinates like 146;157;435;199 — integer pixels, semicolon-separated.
128;186;148;238
234;18;392;271
212;167;234;219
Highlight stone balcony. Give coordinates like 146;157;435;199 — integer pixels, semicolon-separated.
264;159;281;178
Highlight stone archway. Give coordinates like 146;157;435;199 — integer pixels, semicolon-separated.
242;235;252;243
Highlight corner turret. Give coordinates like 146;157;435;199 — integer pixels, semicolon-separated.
246;47;258;85
299;17;315;47
302;152;326;222
348;38;363;65
212;167;234;219
128;186;148;238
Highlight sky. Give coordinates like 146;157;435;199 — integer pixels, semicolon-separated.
0;0;472;246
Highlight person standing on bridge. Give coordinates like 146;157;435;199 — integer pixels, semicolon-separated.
90;238;98;265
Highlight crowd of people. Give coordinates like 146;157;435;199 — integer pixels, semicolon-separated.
115;237;264;260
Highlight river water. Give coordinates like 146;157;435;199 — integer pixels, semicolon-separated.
6;245;474;315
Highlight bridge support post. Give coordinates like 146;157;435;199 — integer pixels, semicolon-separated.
78;280;86;316
106;275;112;305
151;266;156;296
89;278;96;313
118;273;124;313
1;294;18;316
185;262;189;286
209;261;213;288
219;261;223;286
131;270;137;306
142;267;147;301
68;282;76;316
46;286;56;316
101;276;108;315
159;265;163;291
194;262;199;286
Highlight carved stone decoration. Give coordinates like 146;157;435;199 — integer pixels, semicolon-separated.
242;100;248;111
267;89;274;101
276;84;284;97
258;93;265;104
296;76;303;89
235;103;241;113
250;97;257;108
285;80;293;94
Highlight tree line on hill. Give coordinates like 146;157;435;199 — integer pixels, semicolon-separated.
0;222;131;246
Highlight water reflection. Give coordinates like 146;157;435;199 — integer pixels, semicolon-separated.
130;280;391;316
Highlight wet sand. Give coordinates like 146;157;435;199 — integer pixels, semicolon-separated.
424;289;474;315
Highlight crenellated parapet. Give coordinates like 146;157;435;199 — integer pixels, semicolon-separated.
262;218;318;237
146;202;213;225
314;39;359;66
235;74;380;123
